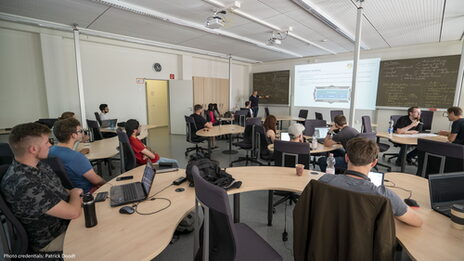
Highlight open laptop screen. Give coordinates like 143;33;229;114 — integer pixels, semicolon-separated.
314;127;330;139
429;173;464;204
141;162;156;195
281;132;290;141
368;171;384;187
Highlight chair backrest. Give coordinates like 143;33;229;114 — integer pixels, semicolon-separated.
41;157;74;190
94;112;102;125
315;112;323;120
298;109;308;119
116;129;136;172
303;119;327;136
0;143;13;166
421;110;433;131
273;140;310;169
390;115;402;125
357;132;376;141
245;117;262;126
330;110;343;122
37;118;58;129
234;110;248;127
361;116;373;133
86;120;103;141
265;107;270;117
254;125;273;161
192;166;237;261
185;116;196;143
0;164;29;256
417;138;464;177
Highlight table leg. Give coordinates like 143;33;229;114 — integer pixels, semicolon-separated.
233;194;240;223
223;134;238;154
268;190;274;226
401;144;408;172
207;138;212;158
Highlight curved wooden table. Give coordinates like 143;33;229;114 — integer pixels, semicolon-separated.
267;142;342;154
196;124;244;156
63;166;464;261
376;131;448;172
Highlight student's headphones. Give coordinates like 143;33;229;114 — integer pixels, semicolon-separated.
344;170;370;181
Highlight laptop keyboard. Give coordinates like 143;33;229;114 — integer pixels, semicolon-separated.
122;184;139;201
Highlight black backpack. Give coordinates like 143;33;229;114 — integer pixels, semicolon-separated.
186;155;239;189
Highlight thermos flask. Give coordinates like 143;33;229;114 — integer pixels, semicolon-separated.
83;193;98;228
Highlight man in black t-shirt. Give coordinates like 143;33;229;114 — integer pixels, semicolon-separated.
249;91;269;117
394;106;423;165
439;106;464;144
190;104;212;134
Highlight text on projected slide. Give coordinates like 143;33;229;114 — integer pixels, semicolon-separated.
294;58;381;109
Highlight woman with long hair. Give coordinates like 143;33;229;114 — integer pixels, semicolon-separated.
263;115;277;143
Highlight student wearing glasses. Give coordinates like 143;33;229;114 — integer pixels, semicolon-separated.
48;118;106;193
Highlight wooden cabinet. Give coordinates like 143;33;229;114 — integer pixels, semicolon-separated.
193;76;229;113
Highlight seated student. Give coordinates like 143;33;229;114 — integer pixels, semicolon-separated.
318;115;359;172
190;104;213;131
1;123;83;252
319;137;423;227
206;103;218;126
263;115;277;143
241;101;254;118
52;112;90;153
288;123;305;143
394;106;423;165
49;118;106;193
439;106;464;144
99;103;110;121
212;103;221;119
125;119;179;166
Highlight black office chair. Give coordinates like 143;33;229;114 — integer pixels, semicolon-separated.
41;157;74;190
94;112;102;125
265;107;270;118
330;110;343;122
184;116;208;157
268;140;310;226
315;112;323;120
382;115;403;162
36;118;59;129
254;125;274;166
303;119;327;136
0;164;29;258
361;116;391;171
357;132;391;172
417;138;464;178
421;110;434;132
233;110;248;127
230;119;264;167
116;129;137;173
0;143;13;165
192;166;282;261
297;109;308;125
86;119;103;141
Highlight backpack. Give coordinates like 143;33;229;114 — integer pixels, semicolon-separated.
186;154;239;189
223;111;233;118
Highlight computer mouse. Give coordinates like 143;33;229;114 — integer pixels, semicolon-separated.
175;188;185;192
119;206;135;214
404;198;420;208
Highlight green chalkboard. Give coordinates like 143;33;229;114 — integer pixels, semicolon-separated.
376;55;460;108
253;70;290;105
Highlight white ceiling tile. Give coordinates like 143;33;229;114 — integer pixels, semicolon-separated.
441;0;464;41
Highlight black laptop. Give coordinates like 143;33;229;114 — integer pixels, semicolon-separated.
101;119;117;128
428;172;464;217
110;162;156;207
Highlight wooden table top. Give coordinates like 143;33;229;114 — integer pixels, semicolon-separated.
63;166;464;261
377;131;448;145
196;124;244;137
273;115;305;122
267;142;343;154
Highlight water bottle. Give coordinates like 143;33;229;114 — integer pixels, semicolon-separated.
387;120;394;134
311;136;318;150
83;193;98;228
326;153;336;174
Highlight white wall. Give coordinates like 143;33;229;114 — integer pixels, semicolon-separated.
0;20;251;128
252;41;463;132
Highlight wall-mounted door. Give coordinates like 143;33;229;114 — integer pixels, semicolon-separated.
146;80;169;127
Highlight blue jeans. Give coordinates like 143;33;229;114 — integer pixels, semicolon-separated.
317;149;347;172
158;157;179;166
252;107;259;117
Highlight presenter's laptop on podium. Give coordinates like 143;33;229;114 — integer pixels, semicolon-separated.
110;162;156;207
428;172;464;217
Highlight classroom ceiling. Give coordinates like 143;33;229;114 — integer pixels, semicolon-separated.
0;0;463;62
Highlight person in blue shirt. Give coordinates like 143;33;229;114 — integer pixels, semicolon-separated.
49;118;106;193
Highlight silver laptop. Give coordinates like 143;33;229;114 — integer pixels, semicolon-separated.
101;119;117;128
110;162;156;207
314;127;330;139
429;172;464;217
368;171;385;187
154;161;179;173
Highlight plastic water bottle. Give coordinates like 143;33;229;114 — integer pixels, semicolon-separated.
387;120;394;134
326;153;336;174
311;136;318;150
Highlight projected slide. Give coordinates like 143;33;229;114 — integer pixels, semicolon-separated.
294;58;380;110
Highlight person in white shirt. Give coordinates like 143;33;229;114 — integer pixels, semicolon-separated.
244;101;254;118
99;104;109;121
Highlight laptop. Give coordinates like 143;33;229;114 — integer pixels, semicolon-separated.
110;162;156;207
428;172;464;217
101;119;117;128
313;127;330;142
154;161;179;173
281;132;290;141
368;171;385;187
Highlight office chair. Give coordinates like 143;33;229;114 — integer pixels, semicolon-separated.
330;110;343;122
360;116;392;171
86;119;103;141
184;116;208;157
303;119;327;136
417;138;464;178
36;118;59;129
230;119;264;167
41;157;74;190
382;115;403;162
116;129;137;173
315;112;323;120
254;125;274;166
94;112;102;125
357;132;391;172
265;107;270;118
192;166;282;261
297;109;308;125
233;110;248;127
268;140;310;226
420;110;434;132
0;143;13;165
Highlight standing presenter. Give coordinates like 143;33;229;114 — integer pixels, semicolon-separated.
249;90;270;117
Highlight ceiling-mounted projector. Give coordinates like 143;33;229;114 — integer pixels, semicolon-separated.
206;10;226;29
267;38;282;46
